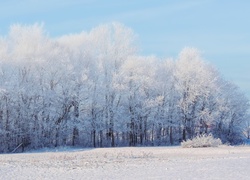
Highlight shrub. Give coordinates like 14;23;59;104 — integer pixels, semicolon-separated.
181;133;222;148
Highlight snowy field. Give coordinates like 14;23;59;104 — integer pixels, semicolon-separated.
1;146;250;180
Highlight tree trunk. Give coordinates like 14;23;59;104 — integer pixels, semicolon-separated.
182;128;186;141
170;126;173;145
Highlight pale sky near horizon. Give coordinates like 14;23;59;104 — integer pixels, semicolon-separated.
0;0;249;99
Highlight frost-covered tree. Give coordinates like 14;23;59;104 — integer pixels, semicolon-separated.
154;59;179;145
174;48;219;140
117;56;158;146
212;80;249;144
244;114;250;139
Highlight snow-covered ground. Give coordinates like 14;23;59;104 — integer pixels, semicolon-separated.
1;146;250;180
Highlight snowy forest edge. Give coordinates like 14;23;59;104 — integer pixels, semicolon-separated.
0;23;249;153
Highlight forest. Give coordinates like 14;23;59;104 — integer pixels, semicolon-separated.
0;23;249;153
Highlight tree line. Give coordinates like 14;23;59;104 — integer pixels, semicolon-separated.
0;23;248;153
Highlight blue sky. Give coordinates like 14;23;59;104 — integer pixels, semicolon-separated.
0;0;249;99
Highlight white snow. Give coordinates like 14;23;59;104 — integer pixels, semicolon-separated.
1;146;250;180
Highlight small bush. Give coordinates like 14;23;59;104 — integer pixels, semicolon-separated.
181;133;222;148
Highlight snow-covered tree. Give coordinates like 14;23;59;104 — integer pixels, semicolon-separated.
174;48;218;140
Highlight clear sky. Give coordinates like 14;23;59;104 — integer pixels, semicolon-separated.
0;0;249;99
